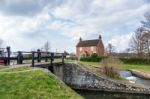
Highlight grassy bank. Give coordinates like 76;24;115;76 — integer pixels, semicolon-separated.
0;66;83;99
66;59;150;78
67;59;150;72
123;64;150;72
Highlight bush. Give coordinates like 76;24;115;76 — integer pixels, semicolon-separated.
66;57;77;60
91;53;98;58
101;56;123;78
103;66;118;78
80;53;102;62
120;58;150;65
80;57;102;62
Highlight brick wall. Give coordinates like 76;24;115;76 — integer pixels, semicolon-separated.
76;44;104;59
96;42;104;57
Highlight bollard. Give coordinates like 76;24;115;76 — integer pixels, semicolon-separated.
17;51;23;64
62;53;65;65
32;52;35;67
6;46;10;65
50;53;54;66
37;49;41;63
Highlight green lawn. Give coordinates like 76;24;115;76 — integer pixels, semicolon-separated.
0;66;8;69
66;59;150;73
0;66;31;72
0;66;83;99
123;64;150;72
66;60;150;73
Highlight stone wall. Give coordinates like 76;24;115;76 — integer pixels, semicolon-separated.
62;63;150;94
53;65;64;81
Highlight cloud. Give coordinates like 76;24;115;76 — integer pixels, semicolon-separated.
0;0;150;52
0;9;53;50
50;0;150;51
0;0;63;16
108;33;133;52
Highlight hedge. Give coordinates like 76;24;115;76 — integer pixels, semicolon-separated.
120;58;150;65
80;57;102;62
80;53;102;62
66;57;77;60
80;57;150;64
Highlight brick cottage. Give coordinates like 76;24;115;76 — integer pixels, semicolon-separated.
76;35;104;59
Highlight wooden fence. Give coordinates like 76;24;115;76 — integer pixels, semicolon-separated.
0;47;65;67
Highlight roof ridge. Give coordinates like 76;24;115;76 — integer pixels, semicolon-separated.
80;39;99;42
76;39;102;47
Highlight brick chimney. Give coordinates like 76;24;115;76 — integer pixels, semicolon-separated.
79;37;82;42
99;35;102;40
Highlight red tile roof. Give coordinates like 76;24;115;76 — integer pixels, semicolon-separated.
76;39;102;47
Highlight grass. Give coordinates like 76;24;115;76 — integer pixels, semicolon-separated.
66;59;150;72
66;60;128;83
0;66;31;72
0;66;8;69
123;64;150;72
0;67;83;99
65;59;150;83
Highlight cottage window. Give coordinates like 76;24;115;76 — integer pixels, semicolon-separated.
80;47;82;51
91;47;94;51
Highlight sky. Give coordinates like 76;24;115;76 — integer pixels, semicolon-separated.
0;0;150;53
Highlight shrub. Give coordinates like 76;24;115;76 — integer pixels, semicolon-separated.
91;53;98;58
66;57;77;60
80;53;102;62
101;56;123;78
120;58;150;65
103;66;118;78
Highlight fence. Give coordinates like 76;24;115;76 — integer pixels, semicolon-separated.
0;47;65;67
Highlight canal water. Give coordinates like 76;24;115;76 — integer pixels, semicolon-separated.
76;90;150;99
120;71;150;87
52;63;150;98
75;71;150;99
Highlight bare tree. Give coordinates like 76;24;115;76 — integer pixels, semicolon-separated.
107;43;115;55
130;12;150;58
129;28;145;58
43;41;51;52
141;32;150;59
101;56;123;78
141;12;150;30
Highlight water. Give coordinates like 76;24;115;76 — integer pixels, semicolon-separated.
75;71;150;99
120;71;150;87
76;90;150;99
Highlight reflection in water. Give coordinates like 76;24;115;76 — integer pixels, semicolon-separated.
76;90;150;99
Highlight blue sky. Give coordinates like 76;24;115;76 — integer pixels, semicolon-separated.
0;0;150;53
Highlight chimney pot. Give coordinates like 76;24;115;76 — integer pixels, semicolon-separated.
79;37;82;41
99;35;102;40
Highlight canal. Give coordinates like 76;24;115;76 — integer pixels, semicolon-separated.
76;90;150;99
75;71;150;99
120;71;150;87
51;63;150;98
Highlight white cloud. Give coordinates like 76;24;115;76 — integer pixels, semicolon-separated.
50;0;150;51
108;33;133;52
0;0;150;52
0;9;53;51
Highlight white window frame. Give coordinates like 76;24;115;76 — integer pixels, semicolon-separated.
91;47;94;51
80;47;82;51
